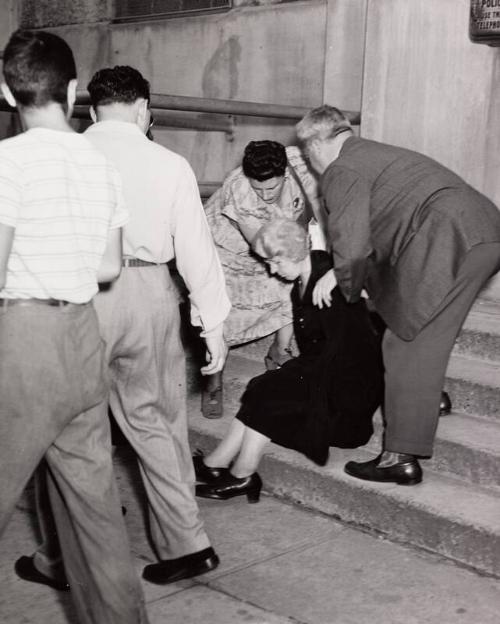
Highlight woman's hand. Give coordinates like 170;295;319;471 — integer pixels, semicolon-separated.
312;268;337;308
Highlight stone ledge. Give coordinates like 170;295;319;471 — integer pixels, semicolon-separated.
188;352;500;577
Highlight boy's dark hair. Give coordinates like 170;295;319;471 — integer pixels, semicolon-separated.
242;140;288;181
2;29;76;108
87;66;150;108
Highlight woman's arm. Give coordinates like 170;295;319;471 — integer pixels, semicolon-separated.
238;221;260;246
312;268;337;308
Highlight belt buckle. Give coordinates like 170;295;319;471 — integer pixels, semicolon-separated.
48;299;67;307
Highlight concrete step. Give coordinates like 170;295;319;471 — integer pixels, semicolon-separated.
226;298;500;364
190;351;500;488
216;330;500;423
455;298;500;361
187;353;500;578
368;412;500;491
445;353;500;420
224;346;500;422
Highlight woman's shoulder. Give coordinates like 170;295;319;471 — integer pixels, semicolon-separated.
223;164;245;186
211;166;256;216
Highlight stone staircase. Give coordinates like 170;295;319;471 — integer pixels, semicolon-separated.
186;298;500;578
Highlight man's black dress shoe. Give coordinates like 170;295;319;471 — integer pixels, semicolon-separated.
192;449;228;483
344;454;423;486
15;555;70;591
439;391;452;416
142;546;219;584
196;472;262;503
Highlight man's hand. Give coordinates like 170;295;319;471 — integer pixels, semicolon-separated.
201;334;228;375
312;268;337;309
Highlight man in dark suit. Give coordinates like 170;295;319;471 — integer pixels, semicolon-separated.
296;105;500;484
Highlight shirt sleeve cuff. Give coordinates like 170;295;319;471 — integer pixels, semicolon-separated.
189;294;231;336
199;322;224;339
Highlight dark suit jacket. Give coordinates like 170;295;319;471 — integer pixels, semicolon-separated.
320;136;500;340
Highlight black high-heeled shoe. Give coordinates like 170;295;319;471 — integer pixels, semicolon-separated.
192;450;228;483
195;472;262;503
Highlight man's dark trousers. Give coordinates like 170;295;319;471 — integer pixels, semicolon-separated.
383;242;500;457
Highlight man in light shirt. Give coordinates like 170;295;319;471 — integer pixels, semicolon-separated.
21;65;230;586
0;30;148;623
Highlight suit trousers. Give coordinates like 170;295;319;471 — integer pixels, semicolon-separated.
35;265;210;570
0;302;148;624
383;242;500;456
95;265;210;558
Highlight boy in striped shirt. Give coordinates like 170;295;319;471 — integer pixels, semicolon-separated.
0;29;148;624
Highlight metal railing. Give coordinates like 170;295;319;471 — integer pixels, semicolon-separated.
0;91;360;127
75;91;361;125
0;91;361;198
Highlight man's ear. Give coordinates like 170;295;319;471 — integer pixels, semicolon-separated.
1;83;16;108
66;78;77;114
309;137;321;154
89;105;97;123
136;98;149;131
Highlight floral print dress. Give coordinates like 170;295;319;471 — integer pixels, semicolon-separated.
205;146;323;346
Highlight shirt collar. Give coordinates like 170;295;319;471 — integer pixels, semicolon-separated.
85;120;145;137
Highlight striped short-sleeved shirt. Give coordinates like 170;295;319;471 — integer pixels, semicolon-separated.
0;128;128;303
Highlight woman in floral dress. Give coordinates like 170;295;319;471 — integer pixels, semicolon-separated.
202;140;326;417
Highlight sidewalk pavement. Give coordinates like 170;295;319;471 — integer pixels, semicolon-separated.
1;446;500;624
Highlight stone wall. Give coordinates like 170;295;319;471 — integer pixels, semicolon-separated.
11;0;362;185
362;0;500;298
2;0;500;298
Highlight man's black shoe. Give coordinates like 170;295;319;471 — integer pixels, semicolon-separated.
15;555;70;591
142;546;219;584
344;454;423;485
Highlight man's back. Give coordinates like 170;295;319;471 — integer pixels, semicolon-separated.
0;127;126;302
84;118;229;332
323;136;500;260
321;135;500;338
84;120;189;263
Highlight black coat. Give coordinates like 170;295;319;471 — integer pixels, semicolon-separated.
236;251;384;466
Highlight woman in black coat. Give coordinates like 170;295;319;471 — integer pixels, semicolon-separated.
195;218;384;503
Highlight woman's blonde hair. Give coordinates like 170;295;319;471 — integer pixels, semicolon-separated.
253;218;310;262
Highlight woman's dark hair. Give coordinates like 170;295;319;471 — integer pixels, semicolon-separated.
2;30;76;108
242;140;287;181
87;65;150;108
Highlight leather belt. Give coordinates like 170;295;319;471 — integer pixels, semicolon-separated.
0;298;73;308
122;258;166;268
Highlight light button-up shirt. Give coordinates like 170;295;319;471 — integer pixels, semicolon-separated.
85;120;230;334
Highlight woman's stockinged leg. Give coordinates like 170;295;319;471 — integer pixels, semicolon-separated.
231;426;270;478
204;419;246;467
203;420;270;477
274;323;294;354
266;323;294;370
195;423;268;503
